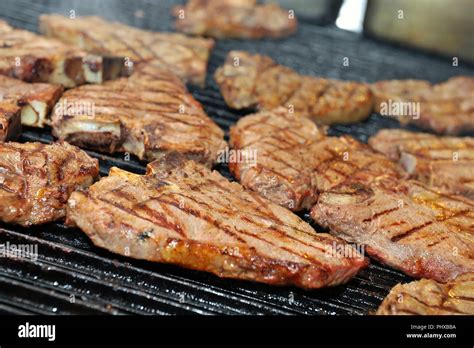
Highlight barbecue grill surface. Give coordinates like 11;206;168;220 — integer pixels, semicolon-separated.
0;0;472;315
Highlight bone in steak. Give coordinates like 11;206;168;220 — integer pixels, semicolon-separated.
66;156;368;289
229;108;404;211
369;129;474;199
0;141;99;226
0;102;21;142
51;63;226;166
173;0;297;39
215;51;373;125
371;76;474;135
39;14;215;87
311;179;474;283
377;273;474;315
0;20;127;88
0;75;63;128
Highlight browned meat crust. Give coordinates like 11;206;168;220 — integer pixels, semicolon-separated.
0;141;99;226
215;51;373;125
311;179;474;283
369;129;474;199
377;273;474;315
0;75;63;128
371;77;474;135
51;63;226;166
229;108;404;211
0;20;127;88
66;156;368;289
39;15;215;87
173;0;297;39
0;102;21;141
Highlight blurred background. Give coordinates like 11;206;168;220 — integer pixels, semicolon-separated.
1;0;472;63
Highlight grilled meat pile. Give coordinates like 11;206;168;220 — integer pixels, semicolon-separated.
377;273;474;315
0;20;126;88
66;155;367;289
0;102;21;141
0;141;99;226
215;51;374;124
229;108;404;211
0;75;63;128
369;129;474;199
371;76;474;135
173;0;297;39
39;14;215;87
51;63;226;166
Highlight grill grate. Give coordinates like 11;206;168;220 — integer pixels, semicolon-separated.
0;0;473;315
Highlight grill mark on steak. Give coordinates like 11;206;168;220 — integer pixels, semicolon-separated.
390;221;434;242
362;206;401;223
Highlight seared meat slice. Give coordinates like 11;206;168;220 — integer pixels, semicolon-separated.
51;64;226;166
0;102;21;141
0;20;127;88
377;273;474;315
39;15;215;87
215;51;373;124
229;108;404;211
371;77;474;135
173;0;297;39
0;141;99;226
311;179;474;283
66;156;367;289
0;75;63;128
369;129;474;199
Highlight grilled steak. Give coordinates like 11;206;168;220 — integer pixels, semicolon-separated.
377;273;474;315
371;76;474;135
173;0;297;39
215;51;373;124
51;63;226;166
369;129;474;199
39;14;215;87
311;179;474;283
66;156;367;289
0;75;63;128
229;108;404;211
0;141;99;226
0;102;21;141
0;20;127;88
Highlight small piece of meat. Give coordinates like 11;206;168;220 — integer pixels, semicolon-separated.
371;76;474;135
229;108;404;211
173;0;297;39
311;179;474;283
377;273;474;315
66;156;368;289
39;14;215;87
0;75;63;128
0;102;21;141
0;141;99;226
215;51;373;125
369;129;474;199
0;20;127;88
51;63;226;166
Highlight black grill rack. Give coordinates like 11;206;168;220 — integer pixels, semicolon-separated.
0;0;473;315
